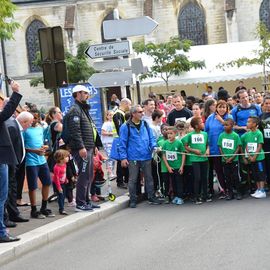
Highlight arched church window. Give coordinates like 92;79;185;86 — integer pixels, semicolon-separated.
26;19;45;72
260;0;270;31
178;2;207;45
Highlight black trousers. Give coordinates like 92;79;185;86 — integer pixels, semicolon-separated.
16;158;25;200
183;165;193;196
5;165;20;221
116;161;129;185
164;170;183;198
223;162;240;194
192;161;208;199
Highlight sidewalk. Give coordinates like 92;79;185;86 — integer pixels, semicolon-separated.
0;179;129;266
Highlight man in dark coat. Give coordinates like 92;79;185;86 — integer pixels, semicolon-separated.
0;81;22;243
4;111;33;225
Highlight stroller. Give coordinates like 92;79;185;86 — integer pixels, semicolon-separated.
91;158;116;202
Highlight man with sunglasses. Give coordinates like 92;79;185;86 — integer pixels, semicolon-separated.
118;105;161;208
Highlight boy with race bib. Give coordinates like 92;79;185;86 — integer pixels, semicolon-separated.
183;117;210;205
218;118;242;200
241;116;266;199
162;126;186;205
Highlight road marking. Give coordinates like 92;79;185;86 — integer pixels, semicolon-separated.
167;227;185;241
194;224;216;242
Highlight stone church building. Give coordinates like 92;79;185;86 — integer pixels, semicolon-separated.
0;0;269;108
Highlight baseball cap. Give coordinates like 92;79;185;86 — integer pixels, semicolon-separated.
72;85;90;94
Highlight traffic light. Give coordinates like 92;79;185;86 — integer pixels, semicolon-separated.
38;26;68;89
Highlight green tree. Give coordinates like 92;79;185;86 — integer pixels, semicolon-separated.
0;0;20;40
30;40;96;88
133;37;205;91
217;23;270;90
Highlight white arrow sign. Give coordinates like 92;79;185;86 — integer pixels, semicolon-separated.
85;40;132;59
88;71;134;88
93;59;131;71
103;16;158;40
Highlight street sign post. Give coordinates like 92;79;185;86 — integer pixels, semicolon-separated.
88;71;134;88
85;40;132;59
103;16;158;39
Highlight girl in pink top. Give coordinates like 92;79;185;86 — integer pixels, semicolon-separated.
53;149;69;215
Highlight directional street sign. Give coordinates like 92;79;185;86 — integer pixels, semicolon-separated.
93;59;131;71
103;16;158;40
88;70;134;88
85;40;132;59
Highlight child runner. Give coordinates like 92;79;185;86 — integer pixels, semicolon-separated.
184;117;210;204
53;149;70;215
241;116;267;199
218;118;242;200
157;123;169;202
162;126;186;205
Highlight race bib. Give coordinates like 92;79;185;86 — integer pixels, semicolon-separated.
222;139;234;150
175;117;186;123
191;134;204;144
247;143;257;153
264;129;270;138
166;151;177;161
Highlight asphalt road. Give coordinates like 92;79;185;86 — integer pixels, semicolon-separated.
3;197;270;270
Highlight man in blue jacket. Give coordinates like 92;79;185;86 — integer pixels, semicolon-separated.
119;105;161;208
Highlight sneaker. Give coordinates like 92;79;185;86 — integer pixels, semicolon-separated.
195;198;203;205
251;189;259;197
31;211;46;219
175;197;184;205
91;195;100;202
75;204;93;212
254;190;266;199
129;201;136;208
202;195;213;202
40;208;55;217
164;196;170;204
218;192;227;200
148;197;162;205
171;197;178;204
87;202;101;209
67;200;76;207
236;193;243;200
226;193;234;201
59;210;68;215
117;183;128;189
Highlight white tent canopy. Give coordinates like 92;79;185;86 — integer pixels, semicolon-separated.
139;40;267;86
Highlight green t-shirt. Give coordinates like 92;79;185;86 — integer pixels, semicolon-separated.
241;129;265;161
217;131;242;162
184;131;208;162
158;137;168;173
181;134;192;166
162;139;185;169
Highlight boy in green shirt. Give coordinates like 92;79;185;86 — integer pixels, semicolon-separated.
241;116;266;199
218;118;242;200
157;124;169;200
184;117;210;204
162;126;186;205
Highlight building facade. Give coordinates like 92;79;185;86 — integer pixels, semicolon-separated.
0;0;268;107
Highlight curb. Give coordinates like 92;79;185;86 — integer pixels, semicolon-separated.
0;195;130;266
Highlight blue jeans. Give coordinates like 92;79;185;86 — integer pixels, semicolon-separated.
128;160;154;203
0;164;8;237
57;184;66;212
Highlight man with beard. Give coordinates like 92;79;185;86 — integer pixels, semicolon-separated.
66;85;102;211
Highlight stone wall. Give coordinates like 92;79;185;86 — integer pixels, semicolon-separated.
0;0;265;109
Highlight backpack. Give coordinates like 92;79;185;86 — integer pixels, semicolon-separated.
61;113;70;145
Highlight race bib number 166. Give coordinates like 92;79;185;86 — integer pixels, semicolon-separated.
191;134;204;144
